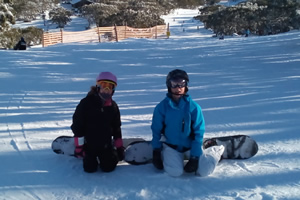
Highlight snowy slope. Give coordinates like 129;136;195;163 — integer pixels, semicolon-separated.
1;9;300;200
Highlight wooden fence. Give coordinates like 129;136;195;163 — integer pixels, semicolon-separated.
42;24;169;47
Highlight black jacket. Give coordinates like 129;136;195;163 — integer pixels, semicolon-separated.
71;87;122;154
14;38;27;50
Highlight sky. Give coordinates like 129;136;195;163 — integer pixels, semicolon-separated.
1;7;300;200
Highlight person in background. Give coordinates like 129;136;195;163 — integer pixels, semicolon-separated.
14;37;27;50
71;72;124;173
219;33;224;40
151;69;224;177
245;28;250;37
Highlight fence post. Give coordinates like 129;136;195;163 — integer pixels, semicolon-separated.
167;23;170;39
114;24;118;42
60;28;63;43
97;27;101;43
125;22;127;39
42;31;45;47
155;25;157;39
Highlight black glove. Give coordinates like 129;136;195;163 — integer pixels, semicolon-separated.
152;149;163;170
184;157;199;173
116;147;125;161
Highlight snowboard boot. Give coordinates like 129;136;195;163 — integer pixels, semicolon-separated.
197;145;225;177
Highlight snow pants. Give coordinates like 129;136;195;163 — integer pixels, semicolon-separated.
83;146;118;173
161;143;224;177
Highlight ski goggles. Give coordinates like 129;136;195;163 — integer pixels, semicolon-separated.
169;79;187;88
97;80;116;91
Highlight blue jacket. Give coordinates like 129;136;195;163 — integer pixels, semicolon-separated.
151;93;205;157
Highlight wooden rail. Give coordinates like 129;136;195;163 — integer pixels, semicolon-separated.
43;24;168;47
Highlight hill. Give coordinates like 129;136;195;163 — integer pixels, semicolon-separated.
0;9;300;200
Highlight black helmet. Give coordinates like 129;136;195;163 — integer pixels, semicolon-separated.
166;69;189;87
166;69;189;93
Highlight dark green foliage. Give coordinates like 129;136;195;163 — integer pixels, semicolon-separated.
11;0;59;21
110;1;166;27
0;2;15;31
21;26;43;46
0;26;43;49
49;7;72;28
173;0;205;8
81;3;119;27
82;0;172;28
196;0;300;36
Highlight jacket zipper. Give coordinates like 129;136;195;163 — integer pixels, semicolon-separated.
182;119;185;132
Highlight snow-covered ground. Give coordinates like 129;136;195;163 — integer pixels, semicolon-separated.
1;9;300;200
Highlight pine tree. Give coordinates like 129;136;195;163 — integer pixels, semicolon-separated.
49;7;72;28
81;3;119;27
11;0;59;21
197;0;300;35
0;2;15;31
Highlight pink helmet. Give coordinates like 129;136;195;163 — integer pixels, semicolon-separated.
96;72;117;86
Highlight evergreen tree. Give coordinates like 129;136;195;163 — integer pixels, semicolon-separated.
81;3;119;27
0;2;15;31
197;0;300;35
49;7;72;28
11;0;59;21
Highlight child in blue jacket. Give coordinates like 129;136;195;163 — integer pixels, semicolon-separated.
151;69;224;177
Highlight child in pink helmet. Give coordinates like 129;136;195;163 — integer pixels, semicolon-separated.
71;72;124;173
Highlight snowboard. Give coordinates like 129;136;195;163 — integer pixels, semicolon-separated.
124;135;258;165
51;136;145;157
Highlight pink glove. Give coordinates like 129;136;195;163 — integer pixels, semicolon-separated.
74;137;85;158
114;138;124;161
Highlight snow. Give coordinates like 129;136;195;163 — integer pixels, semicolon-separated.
1;8;300;200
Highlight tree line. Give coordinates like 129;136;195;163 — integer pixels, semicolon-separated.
0;0;208;48
196;0;300;36
2;0;298;48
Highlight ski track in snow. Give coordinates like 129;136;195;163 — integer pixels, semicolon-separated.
6;92;30;154
0;6;300;200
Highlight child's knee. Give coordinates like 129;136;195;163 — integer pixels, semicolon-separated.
164;164;184;177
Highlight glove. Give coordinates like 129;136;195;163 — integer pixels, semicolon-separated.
152;149;163;170
114;138;125;161
116;147;125;161
184;157;199;173
74;137;85;158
